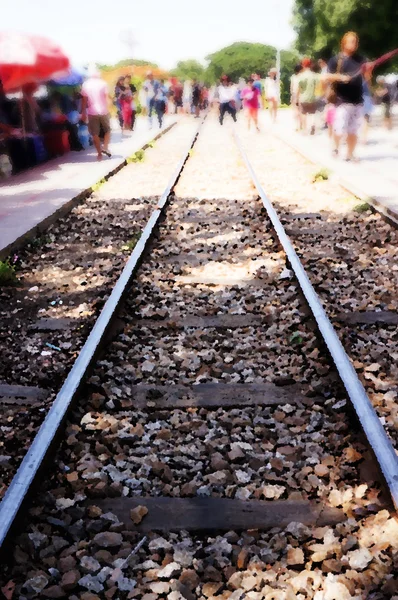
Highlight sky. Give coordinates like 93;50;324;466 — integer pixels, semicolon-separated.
3;0;296;70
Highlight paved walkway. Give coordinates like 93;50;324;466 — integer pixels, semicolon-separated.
270;108;398;222
0;116;176;256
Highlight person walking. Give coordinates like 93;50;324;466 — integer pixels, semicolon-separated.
192;79;201;118
290;64;303;131
125;75;137;130
114;76;125;128
375;76;393;131
183;80;193;114
252;73;263;109
154;80;168;128
115;78;133;134
361;79;373;144
297;57;320;135
241;78;260;131
217;76;237;125
265;68;280;122
81;64;111;160
143;71;159;129
326;31;370;161
172;80;184;114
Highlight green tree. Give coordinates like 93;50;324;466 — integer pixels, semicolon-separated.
205;42;299;103
170;59;206;82
98;58;159;71
205;42;277;82
293;0;398;66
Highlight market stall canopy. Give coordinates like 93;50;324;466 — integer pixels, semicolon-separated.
0;32;70;92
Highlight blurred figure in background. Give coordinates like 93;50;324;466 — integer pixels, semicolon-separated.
361;79;373;144
139;83;148;116
376;76;393;130
114;76;125;128
192;79;201;118
218;76;237;125
201;85;209;111
183;80;193;114
297;57;319;135
154;80;168;128
241;78;260;131
143;71;159;129
290;64;302;131
252;73;263;109
81;65;111;160
318;58;328;76
118;78;133;134
172;79;184;114
125;75;137;130
265;68;280;122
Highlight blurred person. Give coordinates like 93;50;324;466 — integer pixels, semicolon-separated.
143;71;160;129
375;76;393;130
81;64;111;160
265;68;280;122
0;80;20;136
114;76;125;127
119;79;133;134
125;75;137;130
209;84;218;108
326;31;369;161
318;58;328;75
241;78;260;131
139;83;148;116
172;79;184;114
192;79;201;118
290;64;303;131
154;80;168;128
183;80;193;114
218;76;237;125
361;79;374;143
252;73;263;109
297;58;320;135
201;86;209;110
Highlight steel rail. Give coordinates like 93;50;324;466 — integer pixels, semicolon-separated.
234;130;398;509
0;120;203;548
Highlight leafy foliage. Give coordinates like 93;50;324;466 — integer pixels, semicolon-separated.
0;260;17;285
354;201;371;213
206;42;278;82
170;60;207;83
99;58;159;71
205;42;299;103
293;0;398;67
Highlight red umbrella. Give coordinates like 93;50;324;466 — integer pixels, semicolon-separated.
0;32;70;92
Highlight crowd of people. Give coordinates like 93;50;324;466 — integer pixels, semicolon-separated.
2;32;397;171
290;31;397;161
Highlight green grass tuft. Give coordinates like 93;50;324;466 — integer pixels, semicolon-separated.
122;233;141;252
290;331;304;345
313;168;331;182
0;260;17;285
354;202;371;213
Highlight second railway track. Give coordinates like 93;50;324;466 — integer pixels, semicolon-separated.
1;116;398;599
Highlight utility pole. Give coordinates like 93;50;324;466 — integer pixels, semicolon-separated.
120;29;137;66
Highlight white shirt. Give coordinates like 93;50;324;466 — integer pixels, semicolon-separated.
218;84;236;103
265;77;280;100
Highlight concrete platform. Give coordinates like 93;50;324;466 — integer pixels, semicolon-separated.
0;116;176;257
271;109;398;224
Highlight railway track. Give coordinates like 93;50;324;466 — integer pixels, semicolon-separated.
0;120;196;500
1;116;398;599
